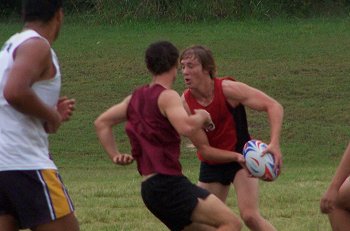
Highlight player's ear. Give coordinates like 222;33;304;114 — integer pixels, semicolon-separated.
54;8;64;25
58;9;64;22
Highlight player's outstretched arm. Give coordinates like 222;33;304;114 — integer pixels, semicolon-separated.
189;127;245;164
159;89;211;137
223;80;284;170
94;95;134;165
180;94;245;164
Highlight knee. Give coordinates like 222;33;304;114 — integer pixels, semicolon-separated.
236;220;243;230
221;213;242;231
240;210;261;229
334;202;350;214
227;218;243;231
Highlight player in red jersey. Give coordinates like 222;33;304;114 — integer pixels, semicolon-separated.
95;41;242;231
180;45;284;231
321;142;350;230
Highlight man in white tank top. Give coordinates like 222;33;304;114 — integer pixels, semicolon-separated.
0;1;79;230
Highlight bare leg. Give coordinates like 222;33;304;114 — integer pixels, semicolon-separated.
184;194;242;231
328;177;350;231
185;182;231;231
197;181;230;203
233;169;276;231
183;222;216;231
31;213;79;231
0;214;18;231
328;208;350;231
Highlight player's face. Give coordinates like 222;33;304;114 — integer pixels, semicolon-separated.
180;57;208;89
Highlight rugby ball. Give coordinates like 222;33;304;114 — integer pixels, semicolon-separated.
243;140;279;181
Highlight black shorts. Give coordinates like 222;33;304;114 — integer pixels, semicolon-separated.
0;170;75;229
199;161;243;185
141;174;210;231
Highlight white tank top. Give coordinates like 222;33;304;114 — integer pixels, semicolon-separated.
0;30;60;170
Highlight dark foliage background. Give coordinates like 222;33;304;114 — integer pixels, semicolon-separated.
1;0;349;23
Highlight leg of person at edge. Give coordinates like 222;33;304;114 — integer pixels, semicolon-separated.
321;142;350;231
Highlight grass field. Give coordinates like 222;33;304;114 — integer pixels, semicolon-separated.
1;18;350;230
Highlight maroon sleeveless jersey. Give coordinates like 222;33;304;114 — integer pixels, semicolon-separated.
126;84;182;176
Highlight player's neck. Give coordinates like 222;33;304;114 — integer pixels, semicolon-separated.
191;79;214;106
151;73;174;89
23;22;55;45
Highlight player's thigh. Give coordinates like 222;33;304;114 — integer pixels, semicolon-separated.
32;213;79;231
198;181;230;202
191;194;239;227
233;169;260;211
337;176;350;210
0;214;18;231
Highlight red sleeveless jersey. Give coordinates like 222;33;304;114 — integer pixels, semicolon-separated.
184;77;239;164
126;84;182;176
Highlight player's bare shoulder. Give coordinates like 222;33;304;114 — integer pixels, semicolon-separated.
14;37;52;81
17;37;51;59
160;88;179;100
222;79;249;105
159;88;181;108
158;88;181;115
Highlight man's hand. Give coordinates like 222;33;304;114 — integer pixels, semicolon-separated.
112;154;134;165
57;96;75;122
262;143;282;173
44;96;75;133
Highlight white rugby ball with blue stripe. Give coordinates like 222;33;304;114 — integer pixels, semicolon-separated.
243;139;279;181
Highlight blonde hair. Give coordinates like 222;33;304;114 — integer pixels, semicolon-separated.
180;45;216;78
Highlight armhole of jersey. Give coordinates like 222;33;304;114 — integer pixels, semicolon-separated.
156;86;170;119
228;103;251;153
221;77;251;153
183;89;195;115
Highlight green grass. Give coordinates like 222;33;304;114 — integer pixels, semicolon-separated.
1;18;350;230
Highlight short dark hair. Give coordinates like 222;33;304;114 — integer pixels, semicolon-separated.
145;41;179;75
22;0;63;23
180;45;216;78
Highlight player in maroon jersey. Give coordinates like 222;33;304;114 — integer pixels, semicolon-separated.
95;41;242;231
